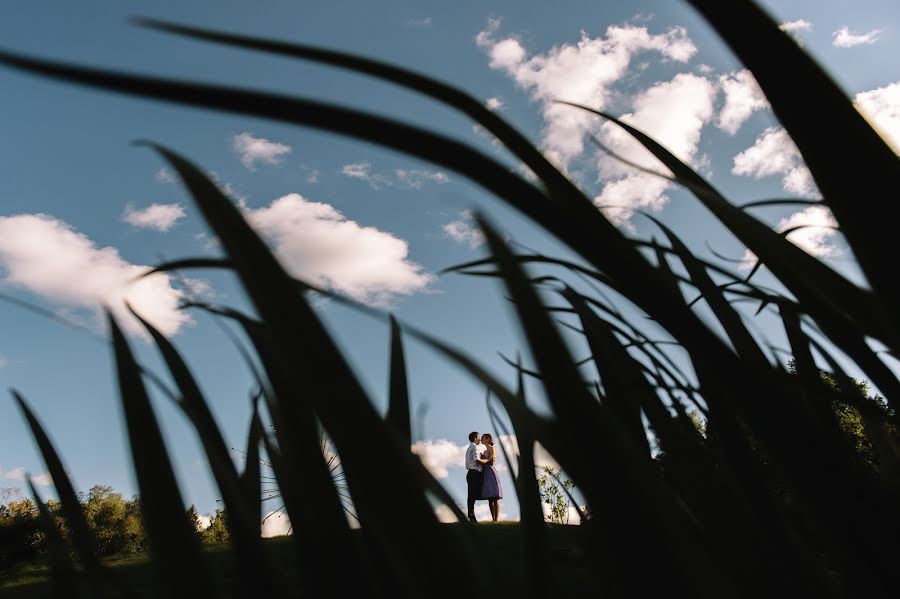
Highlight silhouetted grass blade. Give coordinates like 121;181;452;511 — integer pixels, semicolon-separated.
11;391;105;591
148;142;482;597
127;305;284;599
27;478;78;599
685;0;900;334
107;311;214;596
386;315;412;445
558;101;894;352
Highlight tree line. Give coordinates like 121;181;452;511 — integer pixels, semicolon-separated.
1;485;229;569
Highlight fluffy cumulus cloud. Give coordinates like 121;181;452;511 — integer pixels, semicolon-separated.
442;210;484;248
122;203;186;232
242;194;432;304
776;206;841;258
232;132;292;170
476;18;697;168
0;214;192;336
411;439;466;479
855;81;900;153
833;26;880;48
593;72;717;224
732;126;817;196
742;205;840;269
716;69;769;134
779;19;813;33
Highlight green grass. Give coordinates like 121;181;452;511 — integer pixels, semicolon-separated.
0;524;592;598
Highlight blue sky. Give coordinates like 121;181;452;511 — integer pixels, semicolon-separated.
1;0;897;528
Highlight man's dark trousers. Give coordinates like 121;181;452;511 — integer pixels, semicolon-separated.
466;468;483;518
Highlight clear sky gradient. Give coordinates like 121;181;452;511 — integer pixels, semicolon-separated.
1;0;897;527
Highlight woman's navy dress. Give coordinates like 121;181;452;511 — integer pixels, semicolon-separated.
481;449;503;499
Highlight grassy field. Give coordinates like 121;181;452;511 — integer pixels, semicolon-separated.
0;523;593;598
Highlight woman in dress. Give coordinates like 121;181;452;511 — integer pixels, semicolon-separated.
480;433;503;522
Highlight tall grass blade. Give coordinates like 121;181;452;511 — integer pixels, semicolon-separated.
106;310;213;596
386;315;412;445
11;391;105;591
684;0;900;330
559;101;893;351
127;305;284;598
149;142;481;597
27;477;78;599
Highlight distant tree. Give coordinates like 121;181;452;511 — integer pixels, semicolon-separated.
0;488;42;567
200;508;230;544
185;504;204;536
81;485;144;556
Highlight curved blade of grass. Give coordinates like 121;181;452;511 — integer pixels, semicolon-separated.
11;391;104;589
27;477;78;599
0;48;780;392
559;101;893;350
684;0;900;334
474;213;733;597
150;143;481;595
386;315;412;445
240;403;263;538
126;305;285;599
131;17;591;204
107;310;213;596
648;217;770;371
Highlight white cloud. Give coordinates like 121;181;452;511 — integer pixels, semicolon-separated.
777;206;841;258
716;69;769;134
593;72;717;225
407;17;432;27
341;162;448;189
243;194;433;304
833;26;880;48
486;97;504;111
232;133;292;170
0;214;192;337
779;20;813;33
197;514;211;531
442;210;485;248
476;19;697;168
122;203;186;232
395;169;450;189
30;473;53;487
412;439;467;479
156;167;176;184
732;126;818;196
340;161;391;189
342;161;373;179
0;467;52;487
412;435;560;480
741;205;840;269
854;81;900;153
261;511;292;537
0;354;6;368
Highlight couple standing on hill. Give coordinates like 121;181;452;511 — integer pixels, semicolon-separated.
465;431;503;522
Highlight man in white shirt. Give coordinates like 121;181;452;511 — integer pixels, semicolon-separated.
465;431;487;522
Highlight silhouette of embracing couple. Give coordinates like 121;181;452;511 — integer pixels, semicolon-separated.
464;431;503;522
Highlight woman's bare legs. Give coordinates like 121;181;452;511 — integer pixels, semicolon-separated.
489;500;499;521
